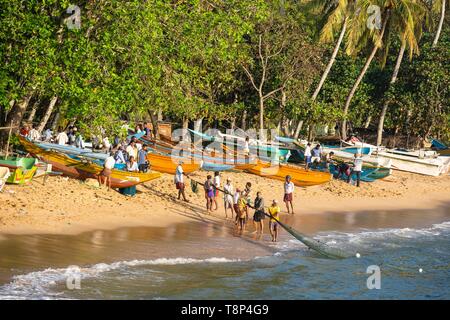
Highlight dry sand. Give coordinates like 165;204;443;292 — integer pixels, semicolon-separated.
0;170;449;235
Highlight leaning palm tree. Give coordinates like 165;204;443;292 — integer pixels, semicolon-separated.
340;0;425;140
376;0;427;145
432;0;446;47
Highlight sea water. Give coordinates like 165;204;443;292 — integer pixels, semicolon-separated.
0;208;449;300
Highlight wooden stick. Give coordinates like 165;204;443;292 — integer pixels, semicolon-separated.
5;121;13;160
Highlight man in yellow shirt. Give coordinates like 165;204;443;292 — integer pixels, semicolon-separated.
268;200;281;242
237;191;248;232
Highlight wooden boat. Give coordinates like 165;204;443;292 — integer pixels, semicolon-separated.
0;156;37;184
374;150;450;176
245;161;332;187
146;152;200;174
18;136;161;188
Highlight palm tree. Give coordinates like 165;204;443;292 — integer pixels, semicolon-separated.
432;0;446;47
376;1;427;145
340;0;424;140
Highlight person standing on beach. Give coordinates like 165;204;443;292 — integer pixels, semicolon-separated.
243;182;252;222
56;128;69;145
213;171;221;211
337;162;352;182
174;162;189;202
304;142;312;170
233;188;241;225
99;152;115;191
204;175;214;213
223;178;234;219
251;192;265;235
137;144;149;173
237;190;248;232
352;153;363;187
268;200;281;242
311;144;322;168
126;141;138;160
284;175;295;214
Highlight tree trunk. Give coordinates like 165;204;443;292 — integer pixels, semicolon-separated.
259;95;264;132
241;110;247;130
148;110;159;139
341;10;391;140
364;115;372;128
26;96;41;123
37;96;57;132
51;111;61;131
194;118;203;132
432;0;446;47
6;94;32;134
182;117;189;130
230;117;236;129
157;108;163;121
312;18;348;101
376;42;406;146
294;120;304;139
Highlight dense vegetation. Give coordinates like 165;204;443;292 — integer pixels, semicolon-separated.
0;0;448;148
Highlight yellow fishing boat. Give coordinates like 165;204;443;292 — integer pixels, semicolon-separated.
245;161;332;187
147;153;200;174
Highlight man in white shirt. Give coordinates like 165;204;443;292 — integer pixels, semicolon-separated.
304;142;312;170
174;162;188;202
352;153;363;187
223;178;234;219
126;156;139;172
98;152;116;191
27;125;40;141
126;141;138;160
56;130;69;145
283;175;295;214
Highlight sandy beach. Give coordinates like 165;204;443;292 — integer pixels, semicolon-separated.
1;170;449;236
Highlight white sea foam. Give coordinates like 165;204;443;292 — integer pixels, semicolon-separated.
0;256;241;300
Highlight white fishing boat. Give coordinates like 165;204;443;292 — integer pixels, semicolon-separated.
374;150;450;176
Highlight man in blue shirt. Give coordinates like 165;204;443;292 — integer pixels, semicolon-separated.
137;144;149;172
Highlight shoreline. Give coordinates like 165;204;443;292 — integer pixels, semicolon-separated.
0;170;449;236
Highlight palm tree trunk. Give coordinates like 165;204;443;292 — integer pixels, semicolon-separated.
312;18;348;101
341;10;391;140
7;94;32;134
376;42;406;146
364;115;372;128
259;95;264;132
432;0;446;47
37;96;58;132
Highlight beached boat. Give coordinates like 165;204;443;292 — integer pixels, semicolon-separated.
19;136;161;188
0;156;37;184
374;150;450;176
146;152;200;174
245;161;332;187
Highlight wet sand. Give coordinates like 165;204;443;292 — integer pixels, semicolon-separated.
1;204;449;286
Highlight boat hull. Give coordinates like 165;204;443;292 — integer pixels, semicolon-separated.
19;137;161;188
0;157;37;184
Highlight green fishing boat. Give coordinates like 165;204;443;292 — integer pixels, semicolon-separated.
0;156;37;184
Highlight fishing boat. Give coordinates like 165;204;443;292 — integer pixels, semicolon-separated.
374;150;450;176
18;136;161;188
245;161;332;187
146;152;200;174
0;156;37;184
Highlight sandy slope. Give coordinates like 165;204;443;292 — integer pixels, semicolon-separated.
0;169;449;235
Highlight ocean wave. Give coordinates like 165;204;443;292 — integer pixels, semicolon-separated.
0;257;241;300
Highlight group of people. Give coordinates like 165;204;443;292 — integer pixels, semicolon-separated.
174;162;296;242
304;142;364;187
98;136;151;191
